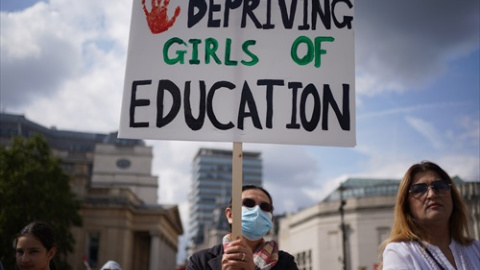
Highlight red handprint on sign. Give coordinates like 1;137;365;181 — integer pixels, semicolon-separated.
142;0;180;34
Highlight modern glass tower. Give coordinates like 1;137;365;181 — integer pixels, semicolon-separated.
188;148;262;250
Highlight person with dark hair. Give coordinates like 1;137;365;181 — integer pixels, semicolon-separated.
378;161;480;269
14;221;57;270
187;185;298;269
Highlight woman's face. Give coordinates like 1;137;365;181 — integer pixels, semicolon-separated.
16;233;55;270
408;170;453;227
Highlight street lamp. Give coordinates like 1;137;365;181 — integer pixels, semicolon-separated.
338;184;347;270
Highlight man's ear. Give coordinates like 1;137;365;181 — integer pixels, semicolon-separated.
225;207;233;224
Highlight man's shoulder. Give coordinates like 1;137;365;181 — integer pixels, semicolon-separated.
276;250;298;269
278;249;295;259
193;244;223;258
187;244;223;269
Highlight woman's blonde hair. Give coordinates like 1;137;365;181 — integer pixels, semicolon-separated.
377;161;473;268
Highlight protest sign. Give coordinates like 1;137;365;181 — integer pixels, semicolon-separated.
119;0;356;146
119;0;356;240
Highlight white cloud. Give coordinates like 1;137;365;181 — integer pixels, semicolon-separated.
456;115;480;148
304;174;349;203
405;116;445;150
437;155;480;182
1;2;83;108
0;0;132;132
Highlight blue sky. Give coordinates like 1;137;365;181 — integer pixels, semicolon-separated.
1;0;479;264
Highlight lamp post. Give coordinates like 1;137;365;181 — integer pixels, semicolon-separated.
338;184;347;270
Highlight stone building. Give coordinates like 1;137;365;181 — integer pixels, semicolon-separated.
0;113;183;270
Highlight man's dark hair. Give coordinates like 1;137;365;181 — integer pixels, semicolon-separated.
228;185;273;208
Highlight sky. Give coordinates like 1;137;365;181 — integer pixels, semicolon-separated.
1;0;479;264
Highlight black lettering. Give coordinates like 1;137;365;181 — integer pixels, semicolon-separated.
263;0;274;29
322;84;350;130
332;0;353;29
299;0;309;30
130;80;151;128
188;0;207;28
224;0;242;27
156;80;181;128
286;82;302;129
300;83;320;131
257;79;284;128
208;0;221;27
278;0;297;29
207;81;235;130
184;81;206;130
241;0;262;28
188;0;354;31
238;81;262;130
312;0;331;30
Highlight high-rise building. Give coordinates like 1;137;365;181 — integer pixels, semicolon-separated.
188;148;262;253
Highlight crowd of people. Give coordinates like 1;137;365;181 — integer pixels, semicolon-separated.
4;161;479;270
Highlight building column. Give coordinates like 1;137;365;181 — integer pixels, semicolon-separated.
149;233;160;270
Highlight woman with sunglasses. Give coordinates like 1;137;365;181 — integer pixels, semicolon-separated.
187;185;298;269
378;161;479;269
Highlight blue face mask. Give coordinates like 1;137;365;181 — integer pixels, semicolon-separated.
241;205;273;241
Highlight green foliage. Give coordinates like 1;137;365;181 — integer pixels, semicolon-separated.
0;135;82;269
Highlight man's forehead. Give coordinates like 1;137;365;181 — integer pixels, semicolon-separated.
242;189;270;201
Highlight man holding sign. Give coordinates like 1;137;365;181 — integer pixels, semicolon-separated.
187;185;298;269
119;1;355;268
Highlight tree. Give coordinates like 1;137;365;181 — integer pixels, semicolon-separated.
0;134;82;270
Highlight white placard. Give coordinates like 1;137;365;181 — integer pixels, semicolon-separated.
119;0;356;146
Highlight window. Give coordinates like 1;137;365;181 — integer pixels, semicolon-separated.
87;232;100;267
295;250;312;270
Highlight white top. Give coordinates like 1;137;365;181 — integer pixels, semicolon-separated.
100;260;122;270
382;239;480;270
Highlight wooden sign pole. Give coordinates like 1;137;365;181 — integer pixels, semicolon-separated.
231;142;243;239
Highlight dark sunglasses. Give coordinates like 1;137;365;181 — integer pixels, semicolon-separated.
409;180;451;198
242;198;273;212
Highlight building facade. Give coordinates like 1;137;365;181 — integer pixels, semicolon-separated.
0;113;183;270
91;142;158;204
187;148;262;254
278;178;480;270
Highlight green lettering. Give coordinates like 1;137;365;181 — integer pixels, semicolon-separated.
224;38;238;66
291;36;314;66
164;37;187;65
205;38;221;65
241;40;259;66
189;39;202;65
314;36;334;68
